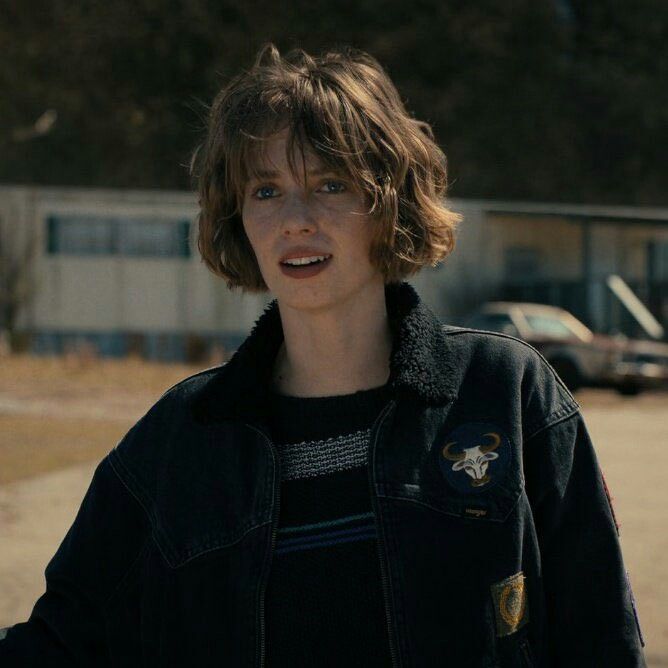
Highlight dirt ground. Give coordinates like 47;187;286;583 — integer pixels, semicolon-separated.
0;355;666;664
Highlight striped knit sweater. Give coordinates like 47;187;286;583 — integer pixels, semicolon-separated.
264;383;394;667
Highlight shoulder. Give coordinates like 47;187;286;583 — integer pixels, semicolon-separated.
146;362;230;422
441;324;544;363
105;363;232;526
156;362;229;405
441;325;580;439
110;363;227;464
442;324;564;374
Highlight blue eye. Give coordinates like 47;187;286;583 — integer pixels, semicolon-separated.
321;181;346;194
254;186;277;199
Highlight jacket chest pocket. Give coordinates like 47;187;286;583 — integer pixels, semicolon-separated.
379;420;525;524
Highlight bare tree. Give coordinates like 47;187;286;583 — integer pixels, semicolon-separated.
0;108;57;353
0;216;39;353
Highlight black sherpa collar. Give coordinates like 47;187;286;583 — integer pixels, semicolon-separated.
190;281;461;423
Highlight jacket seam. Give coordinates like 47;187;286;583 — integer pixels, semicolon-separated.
107;451;177;568
377;492;521;523
103;533;152;608
110;451;184;566
90;457;154;609
107;451;160;529
166;520;273;569
523;404;581;445
109;448;271;569
524;399;581;442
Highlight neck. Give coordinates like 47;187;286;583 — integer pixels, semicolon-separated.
272;284;393;397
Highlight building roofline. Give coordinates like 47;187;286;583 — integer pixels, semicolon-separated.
450;197;668;224
0;183;197;207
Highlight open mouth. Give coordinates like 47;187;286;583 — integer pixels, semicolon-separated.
280;254;331;267
279;254;333;278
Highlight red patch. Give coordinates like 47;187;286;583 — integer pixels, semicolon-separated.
600;468;620;535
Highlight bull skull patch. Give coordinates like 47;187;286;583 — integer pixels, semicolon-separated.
442;432;501;487
438;422;511;493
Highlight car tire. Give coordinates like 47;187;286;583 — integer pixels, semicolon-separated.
549;358;582;392
617;383;642;396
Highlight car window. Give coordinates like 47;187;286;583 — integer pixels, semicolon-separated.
523;314;575;338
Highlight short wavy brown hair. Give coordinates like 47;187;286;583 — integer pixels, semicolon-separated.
191;43;461;291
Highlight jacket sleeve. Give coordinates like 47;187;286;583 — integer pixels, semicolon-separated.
523;410;646;667
0;454;150;666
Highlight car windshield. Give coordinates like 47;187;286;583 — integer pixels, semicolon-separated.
523;314;577;338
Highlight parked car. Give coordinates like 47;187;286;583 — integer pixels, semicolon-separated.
462;302;668;394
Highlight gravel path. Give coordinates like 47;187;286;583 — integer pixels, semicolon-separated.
0;392;153;422
0;460;98;626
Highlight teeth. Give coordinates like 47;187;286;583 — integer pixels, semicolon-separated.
283;255;329;266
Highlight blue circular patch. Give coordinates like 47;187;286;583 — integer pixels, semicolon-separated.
438;422;511;494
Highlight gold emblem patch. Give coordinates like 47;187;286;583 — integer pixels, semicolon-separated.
491;572;529;637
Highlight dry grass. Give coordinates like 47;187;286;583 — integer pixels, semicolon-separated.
0;352;208;397
0;353;209;483
0;415;130;484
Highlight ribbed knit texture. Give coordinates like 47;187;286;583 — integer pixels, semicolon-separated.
264;383;394;667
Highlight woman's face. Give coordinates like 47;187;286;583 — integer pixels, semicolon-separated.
241;129;385;313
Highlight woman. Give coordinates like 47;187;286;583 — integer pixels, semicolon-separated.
0;44;645;666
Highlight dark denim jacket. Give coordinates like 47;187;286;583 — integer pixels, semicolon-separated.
0;282;646;667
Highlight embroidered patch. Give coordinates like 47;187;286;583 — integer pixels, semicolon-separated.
438;422;511;494
491;572;529;637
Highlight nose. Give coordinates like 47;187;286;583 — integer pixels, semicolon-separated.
279;194;316;236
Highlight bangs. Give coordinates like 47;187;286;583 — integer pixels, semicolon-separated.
222;83;381;215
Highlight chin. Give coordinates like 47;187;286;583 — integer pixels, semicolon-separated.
275;287;342;314
267;268;385;314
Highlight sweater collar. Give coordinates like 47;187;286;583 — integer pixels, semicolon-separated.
190;281;460;423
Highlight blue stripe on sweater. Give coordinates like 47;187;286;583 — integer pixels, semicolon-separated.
275;528;377;555
278;511;375;535
279;523;375;548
